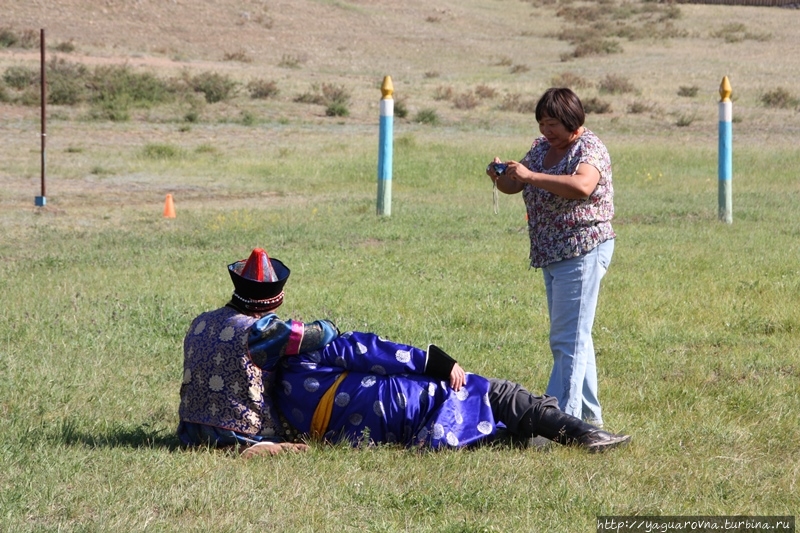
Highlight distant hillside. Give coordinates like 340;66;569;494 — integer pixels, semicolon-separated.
2;0;799;136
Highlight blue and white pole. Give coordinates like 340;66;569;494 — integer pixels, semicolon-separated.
377;76;393;216
718;76;733;224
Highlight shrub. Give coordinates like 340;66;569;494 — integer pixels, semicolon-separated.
433;85;454;101
518;99;537;114
294;87;326;105
89;64;174;107
326;101;349;117
678;85;699;98
17;29;38;48
321;83;350;106
475;85;496;99
278;54;306;68
3;65;38;90
676;113;695;127
89;165;110;175
53;40;76;53
247;79;279;99
294;83;350;116
510;64;530;74
617;20;688;41
141;143;184;159
47;58;91;105
711;23;771;43
88;98;131;121
414;108;439;125
583;97;612;114
394;98;408;119
189;72;238;103
18;88;40;106
598;74;636;94
552;0;685;65
550;72;592;89
499;93;520;112
3;59;180;109
453;91;478;110
566;39;622;60
0;27;38;49
499;93;536;114
627;100;653;114
49;75;88;105
760;88;799;109
223;50;252;62
240;110;257;125
195;144;217;154
659;4;682;21
0;27;17;47
557;26;623;60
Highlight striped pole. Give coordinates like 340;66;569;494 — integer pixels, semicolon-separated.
718;76;732;224
377;76;393;216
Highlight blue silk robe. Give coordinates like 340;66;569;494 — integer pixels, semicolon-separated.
275;331;499;449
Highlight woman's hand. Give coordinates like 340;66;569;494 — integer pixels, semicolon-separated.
449;363;466;392
485;157;502;180
503;160;535;184
487;157;524;195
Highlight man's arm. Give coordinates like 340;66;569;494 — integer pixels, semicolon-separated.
248;314;339;369
425;344;465;391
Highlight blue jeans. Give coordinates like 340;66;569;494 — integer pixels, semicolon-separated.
542;239;614;425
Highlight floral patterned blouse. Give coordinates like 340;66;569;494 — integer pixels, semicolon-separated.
520;128;615;268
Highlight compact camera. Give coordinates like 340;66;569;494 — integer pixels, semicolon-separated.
490;163;508;175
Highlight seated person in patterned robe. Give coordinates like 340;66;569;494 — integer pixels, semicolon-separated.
177;248;631;458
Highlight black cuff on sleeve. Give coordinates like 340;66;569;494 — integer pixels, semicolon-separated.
425;344;457;381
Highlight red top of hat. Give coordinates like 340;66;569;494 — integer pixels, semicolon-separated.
240;248;278;282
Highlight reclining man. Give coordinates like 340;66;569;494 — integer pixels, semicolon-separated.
177;248;631;457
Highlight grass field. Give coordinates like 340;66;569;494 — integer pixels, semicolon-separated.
1;1;799;532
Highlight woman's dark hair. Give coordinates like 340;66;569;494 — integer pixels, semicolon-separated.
535;87;585;132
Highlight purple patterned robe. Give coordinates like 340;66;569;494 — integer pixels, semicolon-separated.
276;331;499;449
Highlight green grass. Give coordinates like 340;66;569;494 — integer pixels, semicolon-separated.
2;1;800;528
1;125;799;531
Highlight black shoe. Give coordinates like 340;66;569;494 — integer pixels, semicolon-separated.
578;429;631;453
532;407;631;453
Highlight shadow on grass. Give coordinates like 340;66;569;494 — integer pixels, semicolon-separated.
45;418;556;453
50;417;182;451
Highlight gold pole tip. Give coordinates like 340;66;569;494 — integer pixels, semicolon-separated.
719;76;732;102
381;76;394;99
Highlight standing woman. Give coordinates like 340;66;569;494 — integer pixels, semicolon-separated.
486;87;615;427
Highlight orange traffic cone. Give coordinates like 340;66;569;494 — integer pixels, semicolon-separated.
163;194;176;218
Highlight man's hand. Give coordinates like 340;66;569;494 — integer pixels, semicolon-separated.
240;441;309;459
449;363;466;392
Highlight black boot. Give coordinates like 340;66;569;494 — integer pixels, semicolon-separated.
533;407;631;453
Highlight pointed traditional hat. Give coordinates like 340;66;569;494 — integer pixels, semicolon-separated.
228;248;290;313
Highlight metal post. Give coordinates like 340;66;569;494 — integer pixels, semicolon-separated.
377;76;393;216
36;28;47;207
718;76;732;224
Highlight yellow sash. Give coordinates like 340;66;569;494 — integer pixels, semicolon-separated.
310;372;349;439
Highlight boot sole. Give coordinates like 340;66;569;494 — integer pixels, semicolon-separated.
585;435;631;453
